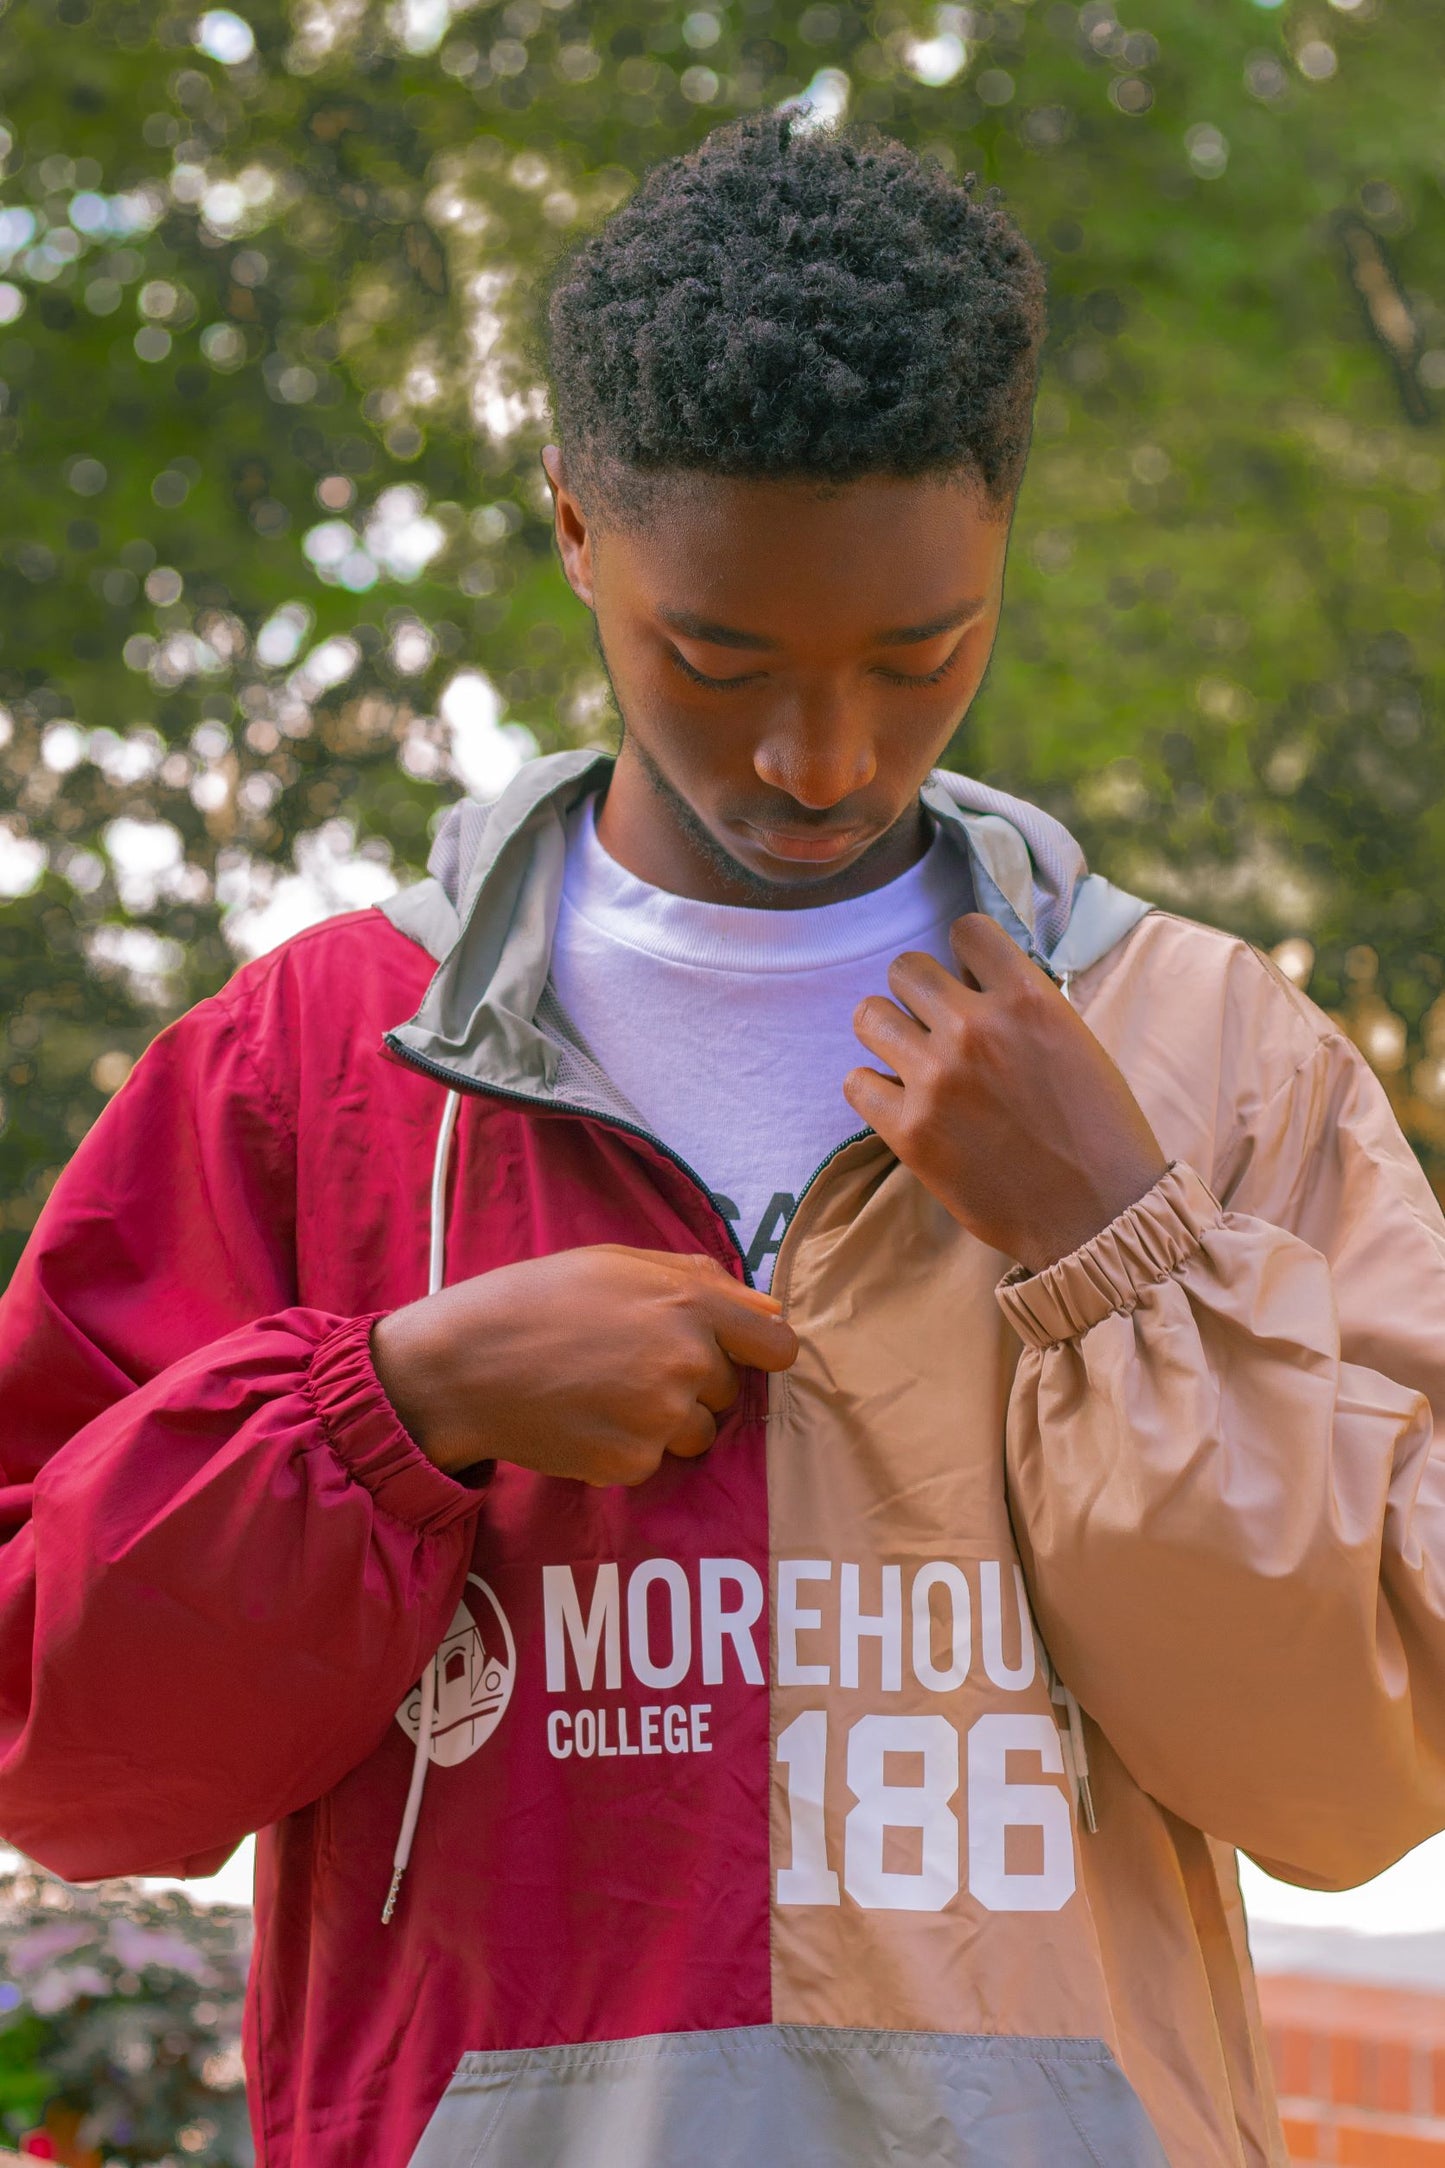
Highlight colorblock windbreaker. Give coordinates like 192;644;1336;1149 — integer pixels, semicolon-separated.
4;751;1445;2166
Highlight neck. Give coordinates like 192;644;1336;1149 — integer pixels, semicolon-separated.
596;741;931;909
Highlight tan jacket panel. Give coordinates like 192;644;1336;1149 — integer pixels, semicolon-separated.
767;1142;1111;2039
766;1115;1276;2161
1002;911;1445;1888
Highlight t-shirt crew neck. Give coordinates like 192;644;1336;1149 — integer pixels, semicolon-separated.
546;798;974;1288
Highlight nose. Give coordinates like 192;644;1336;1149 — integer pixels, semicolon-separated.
752;691;878;811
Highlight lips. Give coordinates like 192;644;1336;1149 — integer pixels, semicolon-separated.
737;821;871;865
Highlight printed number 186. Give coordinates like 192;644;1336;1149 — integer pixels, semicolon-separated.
776;1710;1076;1913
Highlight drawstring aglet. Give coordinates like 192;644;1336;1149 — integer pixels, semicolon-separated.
1048;1654;1100;1837
1062;1682;1098;1834
381;1866;405;1926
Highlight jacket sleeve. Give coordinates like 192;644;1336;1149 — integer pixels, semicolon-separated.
0;980;484;1882
1001;1020;1445;1889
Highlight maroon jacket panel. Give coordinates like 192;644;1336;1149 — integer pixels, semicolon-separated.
0;910;772;2167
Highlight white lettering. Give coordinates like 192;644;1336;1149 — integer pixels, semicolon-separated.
845;1712;960;1912
776;1710;840;1906
839;1562;902;1692
776;1706;1077;1918
544;1563;621;1693
911;1563;971;1693
979;1562;1036;1691
778;1560;832;1686
628;1558;692;1689
967;1712;1075;1911
699;1558;765;1686
549;1702;712;1757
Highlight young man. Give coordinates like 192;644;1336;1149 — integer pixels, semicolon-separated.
2;115;1445;2168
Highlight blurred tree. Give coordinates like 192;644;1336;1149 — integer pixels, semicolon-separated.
0;0;1441;1281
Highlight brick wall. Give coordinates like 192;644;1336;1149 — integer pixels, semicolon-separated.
1261;1972;1445;2164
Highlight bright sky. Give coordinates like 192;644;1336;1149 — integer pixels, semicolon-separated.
1240;1833;1445;1936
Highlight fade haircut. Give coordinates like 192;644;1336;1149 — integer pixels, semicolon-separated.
545;112;1047;519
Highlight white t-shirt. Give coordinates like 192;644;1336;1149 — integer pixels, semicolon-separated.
546;800;973;1288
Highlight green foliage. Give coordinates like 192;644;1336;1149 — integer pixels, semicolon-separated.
0;1871;251;2164
0;2009;52;2135
0;0;1441;1280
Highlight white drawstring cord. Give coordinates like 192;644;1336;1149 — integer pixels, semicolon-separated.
1041;1632;1098;1836
382;1088;462;1926
383;1652;437;1924
1060;1684;1098;1835
427;1087;462;1299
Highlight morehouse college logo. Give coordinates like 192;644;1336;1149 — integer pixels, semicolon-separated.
396;1574;516;1767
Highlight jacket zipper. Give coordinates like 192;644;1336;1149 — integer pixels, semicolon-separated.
386;1033;876;1299
385;1031;757;1281
766;1129;874;1308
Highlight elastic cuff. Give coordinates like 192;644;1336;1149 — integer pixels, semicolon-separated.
997;1161;1225;1349
306;1315;488;1534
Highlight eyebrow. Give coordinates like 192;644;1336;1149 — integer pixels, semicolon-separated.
659;610;781;651
658;601;987;652
874;601;988;648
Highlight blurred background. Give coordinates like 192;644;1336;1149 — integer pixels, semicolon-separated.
0;0;1441;2160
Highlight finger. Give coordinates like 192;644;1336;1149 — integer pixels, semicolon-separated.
662;1250;786;1316
948;912;1039;990
886;949;979;1030
852;992;930;1069
634;1247;734;1281
842;1064;906;1140
703;1290;799;1373
583;1443;663;1490
695;1342;741;1415
665;1404;719;1461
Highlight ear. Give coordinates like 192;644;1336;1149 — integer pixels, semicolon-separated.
541;446;595;610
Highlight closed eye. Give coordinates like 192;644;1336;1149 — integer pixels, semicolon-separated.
873;638;968;688
669;647;767;690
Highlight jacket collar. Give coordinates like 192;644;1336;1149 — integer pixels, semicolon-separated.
382;751;1149;1102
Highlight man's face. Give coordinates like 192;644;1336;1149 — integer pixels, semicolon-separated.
544;454;1014;904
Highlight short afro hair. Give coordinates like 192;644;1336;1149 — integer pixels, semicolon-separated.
545;113;1046;515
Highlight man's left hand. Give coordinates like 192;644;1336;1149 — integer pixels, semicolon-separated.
845;913;1168;1275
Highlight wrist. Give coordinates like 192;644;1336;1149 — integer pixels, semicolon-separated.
370;1307;481;1475
1012;1150;1170;1276
304;1317;489;1530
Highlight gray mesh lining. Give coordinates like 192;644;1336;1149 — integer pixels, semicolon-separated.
405;2024;1169;2168
532;982;655;1131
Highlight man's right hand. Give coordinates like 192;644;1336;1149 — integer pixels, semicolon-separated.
370;1245;797;1486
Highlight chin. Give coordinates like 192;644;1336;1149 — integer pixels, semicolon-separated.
739;847;869;886
717;830;892;906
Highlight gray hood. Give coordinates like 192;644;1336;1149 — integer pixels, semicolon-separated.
381;751;1149;1108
